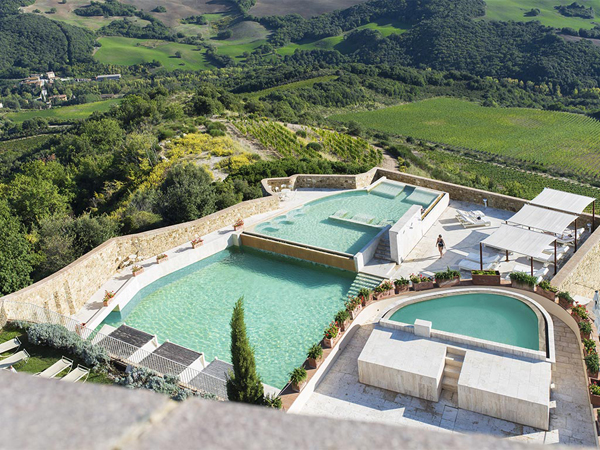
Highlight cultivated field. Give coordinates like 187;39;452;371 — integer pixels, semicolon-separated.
331;97;600;178
95;37;213;70
6;99;121;123
249;0;369;17
482;0;600;29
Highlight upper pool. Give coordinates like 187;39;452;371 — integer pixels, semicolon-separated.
388;293;540;350
252;181;439;254
101;246;355;388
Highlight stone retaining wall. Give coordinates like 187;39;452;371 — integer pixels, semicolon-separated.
2;196;279;315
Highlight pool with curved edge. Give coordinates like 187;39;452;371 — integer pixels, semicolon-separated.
387;292;541;350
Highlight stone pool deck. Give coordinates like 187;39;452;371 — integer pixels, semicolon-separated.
297;311;597;447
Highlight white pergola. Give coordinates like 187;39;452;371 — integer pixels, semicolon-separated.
506;204;578;235
480;224;558;275
528;188;597;251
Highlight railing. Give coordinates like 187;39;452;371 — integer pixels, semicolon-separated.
0;299;227;399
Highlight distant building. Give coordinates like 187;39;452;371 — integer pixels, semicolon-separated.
46;72;56;82
22;75;43;87
95;74;121;81
49;94;67;102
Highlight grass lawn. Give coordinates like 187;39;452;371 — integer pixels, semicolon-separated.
95;37;214;71
483;0;600;29
6;99;121;123
331;97;600;177
0;328;113;384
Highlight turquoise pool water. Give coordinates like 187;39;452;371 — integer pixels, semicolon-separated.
253;182;439;254
388;293;540;350
102;247;355;388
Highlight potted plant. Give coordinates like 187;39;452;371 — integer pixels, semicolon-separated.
335;309;351;332
572;305;590;322
233;218;244;231
471;270;501;286
435;267;461;288
132;265;144;277
558;291;575;309
289;367;308;393
373;281;394;300
103;291;115;307
357;288;373;307
580;320;593;340
508;272;537;292
586;352;599;378
584;338;597;356
410;274;434;291
263;395;283;409
537;280;558;301
156;254;168;264
590;382;600;407
323;322;340;348
394;277;410;294
345;296;362;320
596;409;600;436
307;343;323;369
191;237;204;249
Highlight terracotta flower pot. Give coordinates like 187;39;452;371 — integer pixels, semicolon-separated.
511;281;536;292
339;318;351;332
413;281;434;291
323;335;338;348
234;224;244;232
191;241;203;249
348;305;362;320
291;380;306;393
360;293;373;307
307;356;322;370
559;298;574;309
157;257;168;264
538;288;557;301
103;300;110;307
394;284;409;294
436;277;460;288
471;272;501;286
132;268;144;277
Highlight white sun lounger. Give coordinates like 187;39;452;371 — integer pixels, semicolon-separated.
0;337;20;357
0;350;30;370
542;244;569;255
532;250;566;265
506;264;549;283
456;210;491;228
61;365;90;383
35;357;73;379
458;259;498;272
554;227;586;244
465;252;502;264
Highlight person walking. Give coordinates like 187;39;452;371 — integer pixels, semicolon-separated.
436;234;445;258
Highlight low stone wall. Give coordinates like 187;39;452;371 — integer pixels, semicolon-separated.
553;225;600;298
2;196;279;316
261;168;377;194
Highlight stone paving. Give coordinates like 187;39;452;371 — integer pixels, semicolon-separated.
298;316;598;447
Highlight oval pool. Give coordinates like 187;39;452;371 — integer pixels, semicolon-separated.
387;293;540;350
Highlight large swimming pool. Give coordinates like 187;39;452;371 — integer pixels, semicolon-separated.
102;247;355;388
252;181;439;254
388;293;540;350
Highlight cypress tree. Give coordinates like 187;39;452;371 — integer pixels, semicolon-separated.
226;297;264;404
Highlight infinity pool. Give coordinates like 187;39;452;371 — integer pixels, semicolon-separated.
252;181;439;254
388;293;540;350
102;247;355;388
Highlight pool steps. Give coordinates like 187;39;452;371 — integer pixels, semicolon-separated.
328;211;388;229
373;235;393;262
369;180;407;199
441;348;465;393
346;273;385;298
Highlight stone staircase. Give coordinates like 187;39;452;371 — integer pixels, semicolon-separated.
373;235;393;262
441;348;465;393
346;273;385;299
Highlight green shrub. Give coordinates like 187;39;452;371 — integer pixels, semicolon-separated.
289;367;307;384
394;277;409;286
585;352;599;373
435;267;460;280
306;142;322;152
335;309;350;324
471;270;498;275
27;323;109;370
537;280;558;292
295;130;307;138
579;321;593;335
508;271;537;286
572;305;589;320
583;338;597;353
357;288;371;298
590;383;600;396
558;291;574;304
263;394;282;409
307;343;323;360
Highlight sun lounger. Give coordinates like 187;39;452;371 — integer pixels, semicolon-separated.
507;264;549;283
35;357;73;379
0;337;20;357
0;350;30;370
465;252;502;264
61;365;90;383
458;259;498;272
456;210;491;228
542;244;569;255
554;227;586;244
532;250;566;265
331;210;348;219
